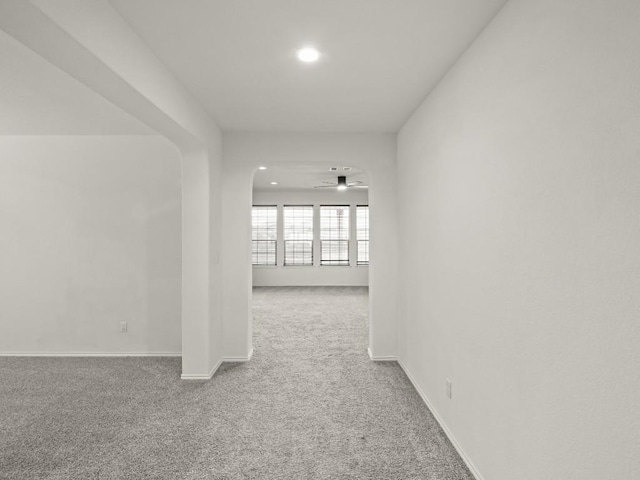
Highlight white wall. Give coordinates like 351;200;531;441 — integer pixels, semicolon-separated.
222;133;397;360
0;136;182;354
252;188;369;287
6;0;224;378
396;0;640;479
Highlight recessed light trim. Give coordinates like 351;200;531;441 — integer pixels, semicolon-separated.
296;47;320;63
270;181;278;185
258;166;267;170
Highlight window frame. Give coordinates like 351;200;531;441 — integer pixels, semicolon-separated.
356;205;369;266
251;205;278;266
283;205;314;266
319;205;351;266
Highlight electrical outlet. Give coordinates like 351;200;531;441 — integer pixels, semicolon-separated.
119;321;128;333
446;378;452;399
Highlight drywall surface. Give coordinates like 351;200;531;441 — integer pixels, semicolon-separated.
11;0;224;377
0;136;182;354
252;189;368;287
396;0;640;478
222;133;397;360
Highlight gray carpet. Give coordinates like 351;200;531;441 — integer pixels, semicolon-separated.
0;286;473;479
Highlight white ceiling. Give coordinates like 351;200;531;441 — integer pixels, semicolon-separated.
0;30;152;136
110;0;507;133
253;164;367;191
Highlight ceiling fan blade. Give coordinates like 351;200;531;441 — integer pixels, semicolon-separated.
312;176;366;189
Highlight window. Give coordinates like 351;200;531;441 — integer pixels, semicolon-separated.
356;206;369;265
252;206;277;265
320;205;350;266
283;205;313;265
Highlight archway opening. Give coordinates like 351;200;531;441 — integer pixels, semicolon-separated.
250;164;371;358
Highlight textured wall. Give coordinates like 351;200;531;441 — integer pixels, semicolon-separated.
396;0;640;478
0;136;182;354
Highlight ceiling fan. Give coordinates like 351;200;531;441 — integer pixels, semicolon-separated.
314;176;368;190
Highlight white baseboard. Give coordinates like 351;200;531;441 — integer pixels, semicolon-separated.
397;358;484;480
0;352;182;357
223;348;254;363
180;357;222;381
367;347;398;361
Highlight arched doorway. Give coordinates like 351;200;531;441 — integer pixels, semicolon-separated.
220;134;398;364
248;164;371;358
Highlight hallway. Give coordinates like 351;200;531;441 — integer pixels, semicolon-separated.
0;287;470;479
248;286;472;479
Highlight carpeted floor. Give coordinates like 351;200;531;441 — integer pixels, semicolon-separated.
0;286;473;479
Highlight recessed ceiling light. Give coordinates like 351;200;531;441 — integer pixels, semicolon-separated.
258;166;267;170
296;47;320;63
270;181;278;185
